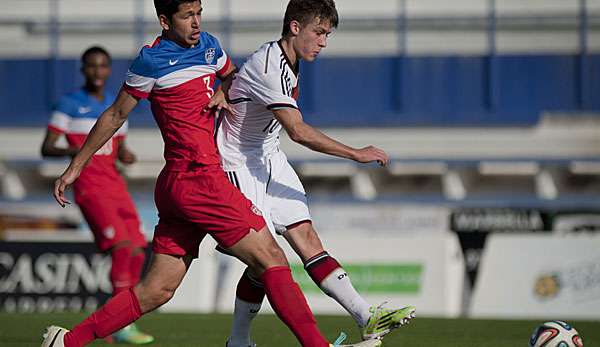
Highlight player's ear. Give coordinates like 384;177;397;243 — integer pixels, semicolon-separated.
290;20;301;36
158;14;171;31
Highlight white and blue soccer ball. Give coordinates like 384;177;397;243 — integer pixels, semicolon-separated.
529;320;583;347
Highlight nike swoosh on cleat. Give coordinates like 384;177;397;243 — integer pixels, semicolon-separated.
380;312;395;320
377;319;392;328
49;329;62;347
169;59;178;65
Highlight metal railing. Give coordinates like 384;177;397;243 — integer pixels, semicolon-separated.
11;0;591;55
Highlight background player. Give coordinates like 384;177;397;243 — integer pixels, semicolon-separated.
42;1;381;347
40;46;154;345
216;1;416;346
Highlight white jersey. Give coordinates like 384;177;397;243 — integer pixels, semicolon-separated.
217;41;299;170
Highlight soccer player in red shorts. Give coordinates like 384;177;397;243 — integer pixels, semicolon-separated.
41;1;379;347
41;46;154;344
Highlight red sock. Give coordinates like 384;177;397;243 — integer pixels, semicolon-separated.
261;266;328;347
64;288;142;347
110;246;132;295
129;249;146;286
304;252;341;284
237;269;265;303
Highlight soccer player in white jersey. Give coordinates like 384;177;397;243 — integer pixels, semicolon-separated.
217;1;416;346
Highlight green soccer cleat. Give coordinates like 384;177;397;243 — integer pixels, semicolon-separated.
112;323;155;345
330;332;382;347
361;304;416;340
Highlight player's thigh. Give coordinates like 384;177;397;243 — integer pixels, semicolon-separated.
225;167;269;212
267;154;311;231
227;167;278;233
157;166;266;249
218;170;286;269
135;252;193;312
139;253;191;290
225;224;288;274
153;170;207;258
77;196;131;251
152;219;207;258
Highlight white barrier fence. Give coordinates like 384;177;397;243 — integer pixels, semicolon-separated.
161;233;465;318
470;233;600;320
4;227;600;319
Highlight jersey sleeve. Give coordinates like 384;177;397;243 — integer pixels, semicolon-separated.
48;97;73;134
246;61;298;110
204;32;231;78
123;48;157;99
216;50;231;78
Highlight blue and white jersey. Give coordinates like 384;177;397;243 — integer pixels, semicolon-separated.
47;88;128;197
48;88;126;137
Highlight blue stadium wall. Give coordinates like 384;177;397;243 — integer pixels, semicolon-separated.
1;54;598;127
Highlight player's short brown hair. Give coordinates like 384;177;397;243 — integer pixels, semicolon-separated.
154;0;199;20
282;0;339;37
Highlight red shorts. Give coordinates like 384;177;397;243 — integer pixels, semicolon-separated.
152;164;266;258
76;191;147;252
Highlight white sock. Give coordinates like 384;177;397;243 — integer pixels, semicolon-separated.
228;297;262;346
318;267;372;327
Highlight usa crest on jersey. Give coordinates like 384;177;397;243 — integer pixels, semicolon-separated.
205;48;215;64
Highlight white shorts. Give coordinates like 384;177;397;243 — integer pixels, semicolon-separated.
224;151;311;234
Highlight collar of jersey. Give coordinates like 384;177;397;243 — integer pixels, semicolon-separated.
160;35;200;51
79;87;108;105
277;39;299;77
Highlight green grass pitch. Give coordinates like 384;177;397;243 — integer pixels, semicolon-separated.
0;312;598;346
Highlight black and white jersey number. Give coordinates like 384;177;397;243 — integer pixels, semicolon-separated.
262;119;280;134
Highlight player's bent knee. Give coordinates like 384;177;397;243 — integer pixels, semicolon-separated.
285;224;325;261
155;287;176;306
135;282;177;312
261;243;289;267
246;243;289;274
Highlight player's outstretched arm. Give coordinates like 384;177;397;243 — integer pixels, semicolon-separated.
273;107;389;166
40;130;79;158
53;89;139;206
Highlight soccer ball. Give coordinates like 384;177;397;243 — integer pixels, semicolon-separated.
529;321;583;347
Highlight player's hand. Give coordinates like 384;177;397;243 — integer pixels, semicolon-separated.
205;89;233;113
118;146;137;165
53;166;80;207
352;146;390;167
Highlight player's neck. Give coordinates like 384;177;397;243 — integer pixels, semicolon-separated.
84;85;105;102
278;38;298;67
